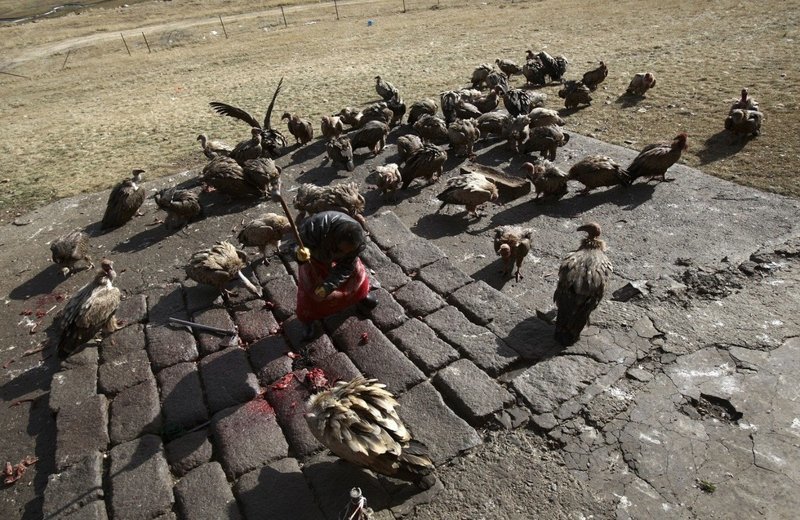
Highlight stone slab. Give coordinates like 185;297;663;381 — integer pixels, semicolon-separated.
424;306;519;376
359;240;394;269
433;359;514;425
166;429;213;477
387;237;446;274
43;452;104;519
264;370;322;457
234;300;279;345
192;307;237;356
316;352;362;384
487;313;564;361
145;323;198;372
366;288;407;331
99;324;146;364
398;381;482;465
174;462;242;520
115;294;147;325
331;316;425;395
60;347;99;370
262;274;297;321
156;361;209;432
248;334;293;385
49;364;97;414
109;435;174;520
449;280;521;326
511;355;608;414
199;347;260;414
98;349;153;395
62;501;108;520
303;453;391;520
145;284;186;325
55;394;108;471
253;255;293;286
212;399;290;478
386;318;459;374
392;280;447;317
183;280;223;314
235;458;324;520
371;262;410;292
365;210;417;250
109;379;162;445
416;257;474;296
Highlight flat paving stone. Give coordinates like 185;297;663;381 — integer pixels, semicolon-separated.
235;458;324;520
60;347;98;370
360;240;394;269
43;452;103;519
448;280;521;326
397;381;482;465
156;362;209;432
49;364;97;414
55;394;108;471
331;316;425;395
365;210;417;250
109;379;162;445
433;359;514;425
199;347;260;414
99;324;146;364
387;237;446;274
424;306;519;376
145;323;198;372
386;318;459;374
366;287;407;331
392;280;447;317
174;462;242;520
316;352;362;384
511;355;609;414
265;370;322;457
98;349;153;395
303;453;391;520
183;280;223;314
416;257;474;296
487;313;564;361
145;284;186;325
281;314;310;350
248;334;293;385
116;294;147;325
262;274;297;321
224;268;262;309
192;307;237;356
109;435;174;520
370;262;410;292
61;501;108;520
166;429;213;477
253;255;293;286
234;300;279;345
303;334;337;365
211;399;290;479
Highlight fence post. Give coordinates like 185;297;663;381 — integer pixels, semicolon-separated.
219;15;229;39
61;49;72;70
142;32;152;53
120;33;131;56
280;5;288;27
333;0;340;20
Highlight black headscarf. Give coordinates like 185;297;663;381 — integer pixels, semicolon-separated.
298;211;366;292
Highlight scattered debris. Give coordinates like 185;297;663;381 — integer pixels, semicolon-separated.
359;332;369;345
3;456;38;485
696;479;716;494
611;280;649;301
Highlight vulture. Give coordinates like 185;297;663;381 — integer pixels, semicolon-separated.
581;61;608;91
321;115;344;139
495;58;522;78
504;115;531;153
360;102;394;127
533;50;569;82
395;134;423;163
485;70;509;92
305;377;436;489
338;107;363;129
326;136;355;172
554;223;612;346
470;63;493;89
626;133;688;182
386;95;407;126
185;241;262;299
237;213;292;265
626;72;656;97
494;226;533;282
56;259;121;359
522;161;569;203
50;229;93;277
202;156;264;198
528;107;565;128
454;99;483;120
558;80;592;109
725;109;763;137
521;125;570;161
101;169;146;230
472;86;504;114
447;118;481;157
502;88;537;117
293;182;366;226
282;112;314;145
400;143;448;189
373;163;402;199
349;121;390;155
407;98;438;126
241;157;282;195
209;77;287;158
477;112;510;140
436;172;498;218
413;114;449;143
522;56;548;86
440;90;460;125
196;134;232;159
229;127;263;164
729;88;759;113
375;76;399;102
568;155;631;195
154;187;202;229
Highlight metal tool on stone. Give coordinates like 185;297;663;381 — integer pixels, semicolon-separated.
168;317;241;347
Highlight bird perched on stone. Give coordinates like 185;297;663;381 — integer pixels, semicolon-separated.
494;226;533;282
202;155;274;198
101;169;146;230
447;118;481;157
504;115;531;153
282;112;314;145
436;172;498;218
527;107;565;128
568;155;631;195
581;61;608;91
626;133;688;182
338;107;364;129
407;98;438;126
372;163;402;199
413;114;449;143
725;109;763;138
321;115;344;139
626;72;656;97
395;134;423;163
470;63;493;89
472;86;504;114
360;103;394;127
522;160;568;203
502;88;537;117
477;112;510;141
196;134;232;159
400;142;448;189
305;377;436;489
554;223;612;346
229;127;264;164
326;136;355;173
56;259;121;358
293;182;366;227
237;213;291;265
50;229;93;277
375;76;399;102
186;241;262;300
154;187;202;229
349;121;390;156
521;125;570;161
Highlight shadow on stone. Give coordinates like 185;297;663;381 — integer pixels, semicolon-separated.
8;264;68;301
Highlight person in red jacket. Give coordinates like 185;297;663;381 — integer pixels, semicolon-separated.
295;211;378;340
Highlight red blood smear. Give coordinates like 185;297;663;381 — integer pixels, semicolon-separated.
271;373;296;391
306;368;329;391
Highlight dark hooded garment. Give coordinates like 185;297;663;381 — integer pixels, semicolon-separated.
298;210;367;295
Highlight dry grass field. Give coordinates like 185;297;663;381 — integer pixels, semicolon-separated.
0;0;797;221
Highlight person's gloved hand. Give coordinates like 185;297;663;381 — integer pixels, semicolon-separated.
314;285;329;299
296;247;311;262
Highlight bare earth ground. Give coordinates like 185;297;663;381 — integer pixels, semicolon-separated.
0;0;798;221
